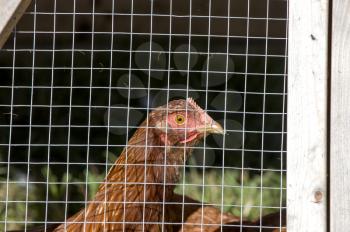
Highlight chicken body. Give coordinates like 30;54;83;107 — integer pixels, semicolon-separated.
55;126;188;231
53;98;224;232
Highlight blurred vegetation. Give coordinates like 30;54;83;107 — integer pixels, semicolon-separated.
175;168;285;221
1;163;285;230
0;164;105;230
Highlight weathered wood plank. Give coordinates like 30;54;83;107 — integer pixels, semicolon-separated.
0;0;31;48
287;0;329;231
330;0;350;231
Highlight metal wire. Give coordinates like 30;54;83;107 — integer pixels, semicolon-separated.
0;0;288;231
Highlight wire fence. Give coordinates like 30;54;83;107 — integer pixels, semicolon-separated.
0;0;287;231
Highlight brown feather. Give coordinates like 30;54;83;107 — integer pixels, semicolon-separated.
53;99;208;232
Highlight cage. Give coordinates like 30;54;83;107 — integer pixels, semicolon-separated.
0;0;302;231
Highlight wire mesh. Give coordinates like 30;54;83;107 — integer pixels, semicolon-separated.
0;0;287;231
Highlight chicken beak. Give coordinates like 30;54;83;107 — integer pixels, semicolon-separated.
198;120;225;135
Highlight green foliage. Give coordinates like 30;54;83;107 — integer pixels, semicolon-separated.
174;168;286;221
0;161;285;229
0;165;105;230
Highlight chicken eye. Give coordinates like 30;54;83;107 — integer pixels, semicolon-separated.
175;114;185;125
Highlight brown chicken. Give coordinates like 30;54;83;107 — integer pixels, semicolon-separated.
52;98;225;231
15;98;286;232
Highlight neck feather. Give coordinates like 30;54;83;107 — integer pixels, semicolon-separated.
56;124;196;232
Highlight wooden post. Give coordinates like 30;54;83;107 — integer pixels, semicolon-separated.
287;0;329;231
0;0;31;48
330;0;350;231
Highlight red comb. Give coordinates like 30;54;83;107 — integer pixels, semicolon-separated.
187;97;205;113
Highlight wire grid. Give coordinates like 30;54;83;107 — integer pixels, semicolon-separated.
0;0;287;231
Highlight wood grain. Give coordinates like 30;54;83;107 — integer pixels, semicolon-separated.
330;0;350;231
0;0;31;48
287;0;329;231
